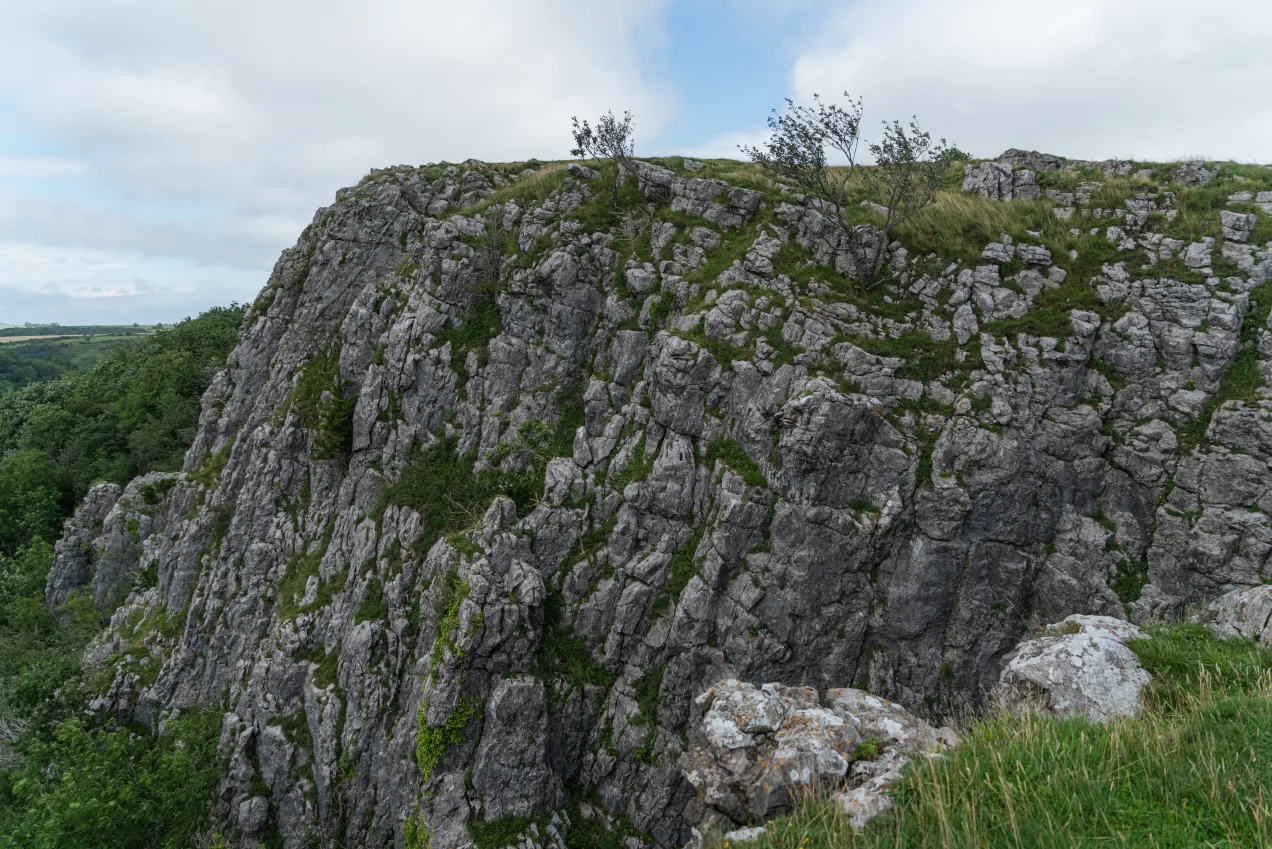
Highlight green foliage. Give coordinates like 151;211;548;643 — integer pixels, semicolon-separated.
0;539;222;847
356;576;388;623
469;814;550;849
414;696;479;782
0;335;144;395
0;710;223;849
1109;558;1149;607
287;346;357;461
536;583;615;703
671;321;743;372
379;437;540;558
0;542;98;734
1177;277;1272;451
845;332;979;384
0;450;63;555
740;625;1272;849
631;666;664;726
0;305;245;555
704;437;767;488
0;325;154;339
433;289;503;389
666;526;706;603
275;526;342;619
609;434;653;491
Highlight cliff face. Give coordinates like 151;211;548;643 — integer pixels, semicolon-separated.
49;155;1272;848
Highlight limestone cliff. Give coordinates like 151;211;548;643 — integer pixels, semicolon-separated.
48;154;1272;848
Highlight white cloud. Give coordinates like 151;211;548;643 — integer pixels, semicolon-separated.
0;0;673;309
677;127;773;161
789;0;1272;162
0;156;89;179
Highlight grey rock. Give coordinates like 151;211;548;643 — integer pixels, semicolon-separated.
962;162;1038;201
238;795;271;834
994;615;1150;723
1175;161;1219;187
568;163;600;180
46;150;1272;849
681;680;953;831
1221;210;1257;243
1197;585;1272;644
997;149;1065;172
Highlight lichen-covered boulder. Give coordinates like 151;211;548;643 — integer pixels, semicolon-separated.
993;615;1150;723
681;680;955;833
1197;585;1272;644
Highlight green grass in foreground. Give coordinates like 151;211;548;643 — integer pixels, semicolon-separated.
737;625;1272;849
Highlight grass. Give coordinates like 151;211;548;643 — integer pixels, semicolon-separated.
734;625;1272;849
704;437;768;487
847;332;982;385
378;437;537;557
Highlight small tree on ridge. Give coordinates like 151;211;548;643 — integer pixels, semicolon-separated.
571;110;635;209
742;93;956;285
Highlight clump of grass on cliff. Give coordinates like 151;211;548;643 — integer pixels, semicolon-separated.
733;625;1272;849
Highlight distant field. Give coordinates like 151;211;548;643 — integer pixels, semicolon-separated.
0;324;154;338
0;334;80;343
0;333;147;394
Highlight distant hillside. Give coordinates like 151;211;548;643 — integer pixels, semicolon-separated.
0;335;146;395
0;324;154;338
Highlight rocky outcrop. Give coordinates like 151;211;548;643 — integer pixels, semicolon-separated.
1175;161;1219;187
993;615;1150;723
680;680;955;834
962;161;1039;200
50;152;1272;848
47;472;181;607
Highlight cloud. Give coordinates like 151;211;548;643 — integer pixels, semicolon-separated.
676;127;773;161
0;156;89;179
0;242;262;324
788;0;1272;162
0;0;674;315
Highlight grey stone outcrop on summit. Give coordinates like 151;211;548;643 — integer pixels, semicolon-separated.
961;160;1039;200
48;150;1272;848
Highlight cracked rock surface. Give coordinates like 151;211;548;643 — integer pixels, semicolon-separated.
47;153;1272;848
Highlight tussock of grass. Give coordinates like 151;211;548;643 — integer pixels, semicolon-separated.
737;626;1272;849
896;193;1055;267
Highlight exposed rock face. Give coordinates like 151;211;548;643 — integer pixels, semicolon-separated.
52;154;1272;848
962;161;1039;200
993;615;1150;723
1176;161;1219;187
997;149;1066;173
680;680;955;833
47;472;181;607
1198;585;1272;643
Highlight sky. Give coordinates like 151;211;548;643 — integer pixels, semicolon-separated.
0;0;1269;325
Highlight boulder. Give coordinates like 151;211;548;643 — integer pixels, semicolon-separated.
1175;161;1218;187
1197;585;1272;644
1221;210;1257;244
993;615;1150;723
